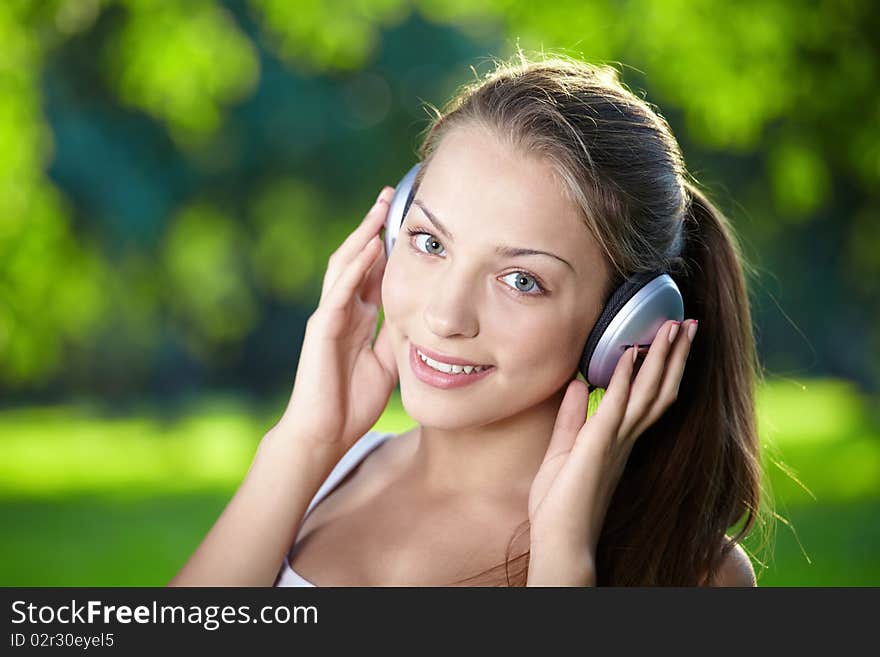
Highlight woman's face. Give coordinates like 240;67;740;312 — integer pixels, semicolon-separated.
381;125;611;429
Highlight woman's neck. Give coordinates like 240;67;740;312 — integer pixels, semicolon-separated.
403;384;568;504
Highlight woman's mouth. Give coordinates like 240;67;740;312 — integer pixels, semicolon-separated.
409;342;496;390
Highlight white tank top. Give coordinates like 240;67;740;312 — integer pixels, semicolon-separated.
273;430;397;587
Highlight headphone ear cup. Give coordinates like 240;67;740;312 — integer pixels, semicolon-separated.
581;273;650;382
384;163;421;258
580;271;683;389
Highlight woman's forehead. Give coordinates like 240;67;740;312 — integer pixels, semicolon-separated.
417;127;607;274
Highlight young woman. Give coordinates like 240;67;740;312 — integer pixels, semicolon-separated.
170;53;765;587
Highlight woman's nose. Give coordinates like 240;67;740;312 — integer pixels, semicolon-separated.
421;272;480;339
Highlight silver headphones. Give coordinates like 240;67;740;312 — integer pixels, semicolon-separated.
383;163;685;389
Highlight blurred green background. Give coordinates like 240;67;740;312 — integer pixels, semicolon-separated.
1;0;878;586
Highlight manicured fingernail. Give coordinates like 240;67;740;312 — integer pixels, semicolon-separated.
376;186;394;203
668;321;681;344
687;320;699;342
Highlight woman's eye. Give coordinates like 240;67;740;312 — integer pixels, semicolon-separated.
500;271;542;295
411;232;445;256
406;227;547;297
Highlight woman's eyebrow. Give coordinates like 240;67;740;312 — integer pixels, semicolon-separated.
412;199;574;271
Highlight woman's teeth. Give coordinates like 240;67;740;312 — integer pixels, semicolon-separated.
417;349;489;375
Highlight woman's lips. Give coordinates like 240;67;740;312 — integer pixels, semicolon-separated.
409;342;496;390
412;342;492;367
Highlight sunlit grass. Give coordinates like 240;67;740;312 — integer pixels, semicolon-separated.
0;391;416;498
0;403;263;497
755;378;880;505
0;379;877;585
756;377;871;447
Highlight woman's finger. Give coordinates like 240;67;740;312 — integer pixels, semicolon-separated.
541;379;590;468
619;320;680;439
636;320;696;433
361;227;388;309
340;190;392;258
327;190;391;271
579;344;636;444
560;345;636;498
325;235;383;314
320;203;384;300
320;188;392;302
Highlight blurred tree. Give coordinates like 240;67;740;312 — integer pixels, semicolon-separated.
0;1;109;389
103;0;260;148
161;200;257;360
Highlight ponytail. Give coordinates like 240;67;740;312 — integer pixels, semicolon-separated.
592;181;769;584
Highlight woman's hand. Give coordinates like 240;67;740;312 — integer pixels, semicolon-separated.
526;318;698;585
271;186;399;461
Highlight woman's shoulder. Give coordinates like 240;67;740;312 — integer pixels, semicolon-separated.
327;430;397;476
299;429;408;524
352;429;397;452
699;539;756;587
333;428;412;477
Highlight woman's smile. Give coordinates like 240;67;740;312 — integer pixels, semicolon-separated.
409;341;496;390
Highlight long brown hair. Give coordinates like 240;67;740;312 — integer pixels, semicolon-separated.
409;50;773;586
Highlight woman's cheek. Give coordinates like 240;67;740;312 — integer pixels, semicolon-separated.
380;247;410;325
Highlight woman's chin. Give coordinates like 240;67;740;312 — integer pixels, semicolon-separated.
399;388;485;429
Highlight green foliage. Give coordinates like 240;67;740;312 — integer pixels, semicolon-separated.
768;138;832;219
248;179;327;303
0;4;108;386
162;202;257;358
249;0;410;72
104;0;260;147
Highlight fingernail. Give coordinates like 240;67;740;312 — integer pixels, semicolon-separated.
668;321;681;344
376;186;395;204
687;320;699;342
631;345;638;364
